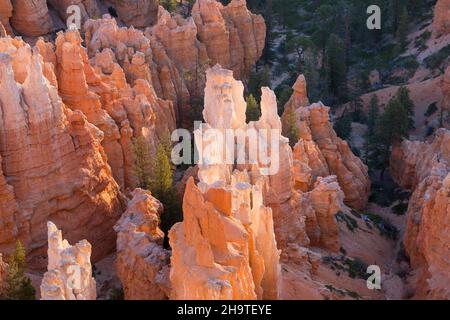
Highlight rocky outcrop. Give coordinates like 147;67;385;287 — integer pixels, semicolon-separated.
53;29;176;188
282;77;370;210
110;0;159;28
85;1;265;121
0;39;124;267
432;0;450;37
192;0;266;78
0;0;12;35
40;222;96;300
9;0;53;37
114;189;170;300
390;129;450;299
169;65;280;300
281;74;309;130
84;14;189;120
307;176;344;252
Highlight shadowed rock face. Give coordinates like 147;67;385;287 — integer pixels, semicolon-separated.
110;0;159;28
10;0;53;36
0;39;124;269
390;129;450;299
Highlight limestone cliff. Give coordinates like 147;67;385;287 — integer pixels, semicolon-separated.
40;222;96;300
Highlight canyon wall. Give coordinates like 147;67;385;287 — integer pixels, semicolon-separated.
0;36;124;267
390;129;450;299
40;222;96;300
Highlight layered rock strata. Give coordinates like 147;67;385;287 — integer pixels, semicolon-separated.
40;222;96;300
0;38;123;266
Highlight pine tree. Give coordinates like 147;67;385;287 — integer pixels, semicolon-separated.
246;94;260;122
285;108;299;147
395;86;415;130
160;0;178;12
396;7;409;51
3;241;36;300
325;34;347;102
133;136;152;189
364;95;379;164
371;96;411;177
148;144;173;200
148;144;181;248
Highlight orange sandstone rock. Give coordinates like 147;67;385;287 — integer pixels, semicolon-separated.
390;129;450;299
114;189;170;300
10;0;53;37
0;43;124;268
432;0;450;37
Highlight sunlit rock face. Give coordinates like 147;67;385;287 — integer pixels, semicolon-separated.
114;189;171;300
9;0;53;37
282;76;370;210
169;65;281;300
432;0;450;37
84;0;265;123
40;222;96;300
0;37;124;267
51;28;176;189
390;129;450;299
192;0;266;78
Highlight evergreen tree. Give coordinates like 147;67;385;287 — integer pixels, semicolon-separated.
370;96;411;177
334;112;352;140
245;94;260;122
395;86;415;130
148;144;174;200
248;65;271;101
133;136;152;189
148;143;181;248
396;6;409;51
325;34;347;102
364;95;380;164
285;108;299;147
160;0;178;12
2;241;36;300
